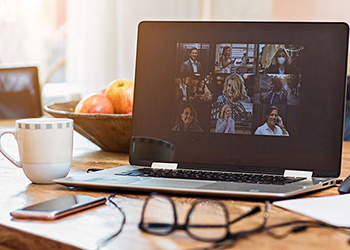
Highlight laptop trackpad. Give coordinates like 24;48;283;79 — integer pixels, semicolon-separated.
133;178;212;188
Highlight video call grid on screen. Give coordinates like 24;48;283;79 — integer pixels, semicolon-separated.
172;43;302;137
132;22;348;175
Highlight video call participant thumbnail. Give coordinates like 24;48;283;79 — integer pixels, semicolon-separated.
180;47;202;78
172;105;203;132
217;73;251;103
266;47;297;75
215;104;235;134
255;105;289;136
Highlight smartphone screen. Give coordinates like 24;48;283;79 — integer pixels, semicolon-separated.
10;195;106;220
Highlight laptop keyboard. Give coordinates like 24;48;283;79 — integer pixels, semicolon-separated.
115;168;306;185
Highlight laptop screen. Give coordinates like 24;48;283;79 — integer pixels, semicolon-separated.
131;21;349;177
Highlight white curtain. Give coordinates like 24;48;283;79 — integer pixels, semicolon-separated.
66;0;202;97
66;0;277;97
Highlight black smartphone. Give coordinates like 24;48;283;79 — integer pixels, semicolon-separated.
10;195;106;220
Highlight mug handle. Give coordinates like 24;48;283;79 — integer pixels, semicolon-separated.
0;129;22;168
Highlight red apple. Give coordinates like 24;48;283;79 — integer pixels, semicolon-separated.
105;79;134;114
74;94;114;114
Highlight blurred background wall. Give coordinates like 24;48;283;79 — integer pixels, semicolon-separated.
0;0;349;99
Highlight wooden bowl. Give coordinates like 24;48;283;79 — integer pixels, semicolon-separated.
44;101;132;153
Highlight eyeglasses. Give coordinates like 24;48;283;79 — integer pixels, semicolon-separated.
139;192;270;242
95;192;350;249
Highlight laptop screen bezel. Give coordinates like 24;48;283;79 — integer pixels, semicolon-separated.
131;21;349;178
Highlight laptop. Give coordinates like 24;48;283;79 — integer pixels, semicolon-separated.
55;21;349;200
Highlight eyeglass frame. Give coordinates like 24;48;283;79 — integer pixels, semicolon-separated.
96;192;350;248
139;192;268;242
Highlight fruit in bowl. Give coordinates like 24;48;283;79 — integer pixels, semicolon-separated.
75;79;134;115
66;79;134;152
105;79;134;114
74;94;114;114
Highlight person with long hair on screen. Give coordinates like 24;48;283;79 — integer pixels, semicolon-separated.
215;104;235;134
195;78;212;101
172;105;203;132
217;73;251;103
219;46;236;73
255;105;289;136
266;47;297;75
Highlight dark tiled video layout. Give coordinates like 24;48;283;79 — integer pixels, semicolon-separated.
172;43;303;137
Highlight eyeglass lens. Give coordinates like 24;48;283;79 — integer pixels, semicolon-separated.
141;194;230;242
187;200;229;241
141;194;176;235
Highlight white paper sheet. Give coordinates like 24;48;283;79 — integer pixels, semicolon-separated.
273;194;350;227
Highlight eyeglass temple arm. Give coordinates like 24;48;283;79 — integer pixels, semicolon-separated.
228;206;261;225
227;201;271;241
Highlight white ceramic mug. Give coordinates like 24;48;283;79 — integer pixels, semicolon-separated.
0;118;74;184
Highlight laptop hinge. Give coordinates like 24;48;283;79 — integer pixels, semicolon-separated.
284;170;313;180
151;162;178;170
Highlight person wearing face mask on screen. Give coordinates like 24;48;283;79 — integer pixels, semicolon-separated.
266;47;297;75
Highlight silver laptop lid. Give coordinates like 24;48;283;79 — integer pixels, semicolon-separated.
131;21;349;178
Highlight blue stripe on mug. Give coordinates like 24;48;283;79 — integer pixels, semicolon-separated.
18;121;73;129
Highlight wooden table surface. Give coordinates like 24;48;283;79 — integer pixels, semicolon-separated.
1;120;350;250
